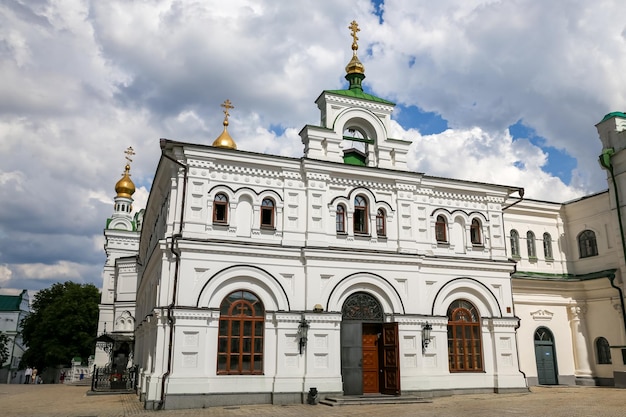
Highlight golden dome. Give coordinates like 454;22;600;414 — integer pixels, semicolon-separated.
212;121;237;149
212;99;237;149
115;164;136;198
345;54;365;75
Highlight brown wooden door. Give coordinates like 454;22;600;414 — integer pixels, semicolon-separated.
362;324;379;393
381;322;401;395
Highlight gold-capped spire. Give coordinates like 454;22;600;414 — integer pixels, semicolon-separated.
115;146;136;198
345;20;365;75
212;99;237;149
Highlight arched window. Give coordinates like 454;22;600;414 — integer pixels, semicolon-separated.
213;193;229;224
376;208;386;237
447;300;483;372
543;232;553;259
470;219;481;245
595;337;612;364
534;327;554;342
336;204;346;233
578;230;598;258
260;198;275;229
354;196;368;234
436;215;447;243
217;290;264;375
527;231;536;258
510;229;520;257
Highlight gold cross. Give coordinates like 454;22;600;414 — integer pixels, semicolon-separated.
124;146;135;164
221;99;234;122
348;20;360;52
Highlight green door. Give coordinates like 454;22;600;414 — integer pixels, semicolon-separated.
534;327;557;385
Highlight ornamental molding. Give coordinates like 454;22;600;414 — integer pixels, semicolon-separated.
327;175;395;191
393;316;447;326
530;309;554;321
172;310;215;320
489;317;520;328
431;190;487;203
568;304;587;320
323;94;395;112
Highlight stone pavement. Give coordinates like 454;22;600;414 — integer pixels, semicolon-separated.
0;384;625;417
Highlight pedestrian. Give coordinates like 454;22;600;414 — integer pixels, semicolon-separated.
24;367;32;384
31;368;37;384
60;371;66;384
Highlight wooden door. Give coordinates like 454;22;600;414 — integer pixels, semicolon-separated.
381;322;401;395
362;324;379;393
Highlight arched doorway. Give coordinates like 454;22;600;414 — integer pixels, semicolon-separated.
534;327;558;385
340;292;400;395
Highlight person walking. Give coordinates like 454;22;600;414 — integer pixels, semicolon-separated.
24;367;32;384
31;368;37;384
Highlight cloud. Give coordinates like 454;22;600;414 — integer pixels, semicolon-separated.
0;0;623;295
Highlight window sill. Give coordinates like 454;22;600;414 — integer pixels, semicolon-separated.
212;222;229;227
437;241;449;246
511;255;521;260
260;226;276;231
529;256;538;263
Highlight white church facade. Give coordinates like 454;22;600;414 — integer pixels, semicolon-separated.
96;23;626;410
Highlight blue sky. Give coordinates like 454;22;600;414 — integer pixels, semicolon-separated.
1;0;626;294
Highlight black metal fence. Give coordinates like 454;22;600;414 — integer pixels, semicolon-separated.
91;365;138;391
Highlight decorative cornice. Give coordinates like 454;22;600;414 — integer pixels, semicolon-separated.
530;309;554;321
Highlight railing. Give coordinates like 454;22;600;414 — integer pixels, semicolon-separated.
91;365;138;391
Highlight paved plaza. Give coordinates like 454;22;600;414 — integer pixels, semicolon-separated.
0;384;624;417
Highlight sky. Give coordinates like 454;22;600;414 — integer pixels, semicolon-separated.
1;0;626;296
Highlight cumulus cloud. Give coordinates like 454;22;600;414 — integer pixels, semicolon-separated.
0;0;624;294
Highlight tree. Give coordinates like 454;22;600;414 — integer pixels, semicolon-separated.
21;282;100;371
0;332;9;366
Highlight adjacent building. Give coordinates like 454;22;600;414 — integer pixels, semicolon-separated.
0;289;29;384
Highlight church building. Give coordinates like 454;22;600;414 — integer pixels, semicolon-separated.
96;22;626;410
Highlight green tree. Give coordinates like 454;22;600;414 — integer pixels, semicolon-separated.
21;282;100;371
0;332;9;366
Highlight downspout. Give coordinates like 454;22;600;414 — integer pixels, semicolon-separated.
502;187;525;210
501;188;528;385
599;149;626;333
158;140;188;409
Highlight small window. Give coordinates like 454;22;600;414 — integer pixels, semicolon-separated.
261;198;275;228
436;215;447;242
510;230;520;257
376;208;386;237
336;205;346;233
578;230;598;258
470;219;481;245
354;196;368;234
596;337;612;364
534;327;554;342
527;231;536;258
543;233;553;259
213;193;229;224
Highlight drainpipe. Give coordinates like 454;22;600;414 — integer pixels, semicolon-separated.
501;188;527;385
502;188;525;211
599;149;626;334
158;141;188;409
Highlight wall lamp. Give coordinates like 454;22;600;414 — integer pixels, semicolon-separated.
298;316;310;354
422;321;433;353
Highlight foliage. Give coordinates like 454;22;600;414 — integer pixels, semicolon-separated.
0;332;9;366
21;282;100;371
